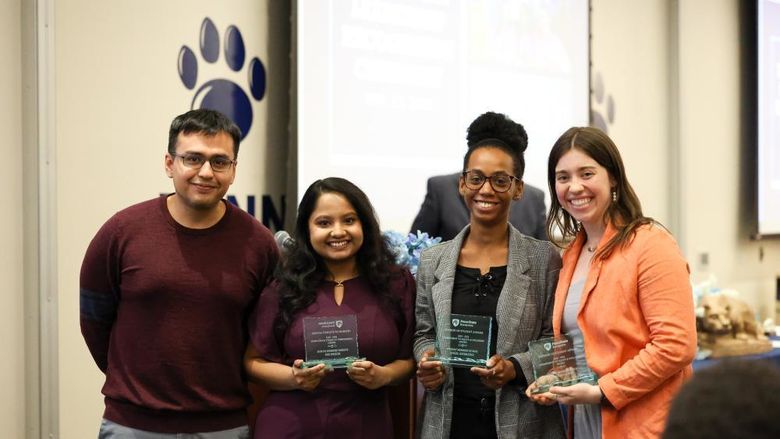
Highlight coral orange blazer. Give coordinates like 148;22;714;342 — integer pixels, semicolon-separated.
552;223;697;439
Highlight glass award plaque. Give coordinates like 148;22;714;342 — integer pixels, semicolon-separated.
302;314;363;368
527;331;597;394
430;314;493;367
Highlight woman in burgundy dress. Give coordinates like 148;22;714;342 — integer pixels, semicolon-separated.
244;177;416;439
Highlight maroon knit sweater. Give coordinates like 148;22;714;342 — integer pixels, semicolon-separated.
80;196;278;433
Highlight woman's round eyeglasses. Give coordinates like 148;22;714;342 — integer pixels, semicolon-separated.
462;170;519;193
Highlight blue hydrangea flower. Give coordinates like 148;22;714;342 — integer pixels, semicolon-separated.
383;230;442;275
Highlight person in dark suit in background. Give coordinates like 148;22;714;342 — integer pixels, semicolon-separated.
410;116;547;241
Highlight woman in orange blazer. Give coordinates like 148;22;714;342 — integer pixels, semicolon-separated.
526;127;697;439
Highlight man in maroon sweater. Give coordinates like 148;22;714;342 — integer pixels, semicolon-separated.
80;109;278;437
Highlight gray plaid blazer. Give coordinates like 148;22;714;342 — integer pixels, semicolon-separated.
413;225;565;439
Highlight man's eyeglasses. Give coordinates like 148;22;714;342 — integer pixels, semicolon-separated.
172;153;236;172
462;170;519;193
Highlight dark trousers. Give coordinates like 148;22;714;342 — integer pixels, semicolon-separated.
450;396;497;439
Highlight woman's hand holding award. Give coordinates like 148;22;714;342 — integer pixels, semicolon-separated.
302;314;365;369
527;332;597;394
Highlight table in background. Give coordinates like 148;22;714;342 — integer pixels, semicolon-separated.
692;336;780;371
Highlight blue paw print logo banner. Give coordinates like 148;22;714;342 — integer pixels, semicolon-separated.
177;17;266;139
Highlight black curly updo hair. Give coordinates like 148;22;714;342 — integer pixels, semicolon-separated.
463;111;528;179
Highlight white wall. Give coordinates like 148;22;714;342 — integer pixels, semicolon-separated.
0;0;26;436
676;0;780;317
590;0;673;227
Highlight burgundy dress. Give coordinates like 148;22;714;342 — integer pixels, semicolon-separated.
249;270;415;439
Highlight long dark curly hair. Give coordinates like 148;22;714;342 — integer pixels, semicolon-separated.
546;127;655;259
275;177;402;334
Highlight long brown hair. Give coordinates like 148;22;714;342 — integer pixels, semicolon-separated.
546;127;655;259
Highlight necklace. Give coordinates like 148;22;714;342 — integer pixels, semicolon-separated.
329;272;357;287
586;245;596;253
330;277;350;307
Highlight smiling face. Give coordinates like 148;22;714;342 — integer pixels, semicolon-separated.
459;147;523;227
165;131;236;219
553;147;615;233
308;192;365;269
